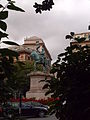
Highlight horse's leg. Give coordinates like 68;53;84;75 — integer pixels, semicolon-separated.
43;62;47;73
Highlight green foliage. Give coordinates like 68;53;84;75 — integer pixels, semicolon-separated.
0;11;8;20
44;32;90;120
6;61;35;98
0;48;18;58
0;20;7;31
7;3;25;12
0;0;25;103
0;56;15;102
0;0;25;41
0;31;8;40
2;41;19;46
33;0;54;13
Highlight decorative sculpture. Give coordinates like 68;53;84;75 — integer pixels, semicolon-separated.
31;41;49;72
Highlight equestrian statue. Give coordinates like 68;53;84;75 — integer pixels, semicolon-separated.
30;41;49;72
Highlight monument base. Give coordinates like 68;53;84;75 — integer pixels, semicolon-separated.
26;71;52;99
26;91;47;100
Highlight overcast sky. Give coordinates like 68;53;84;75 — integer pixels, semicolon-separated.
1;0;90;63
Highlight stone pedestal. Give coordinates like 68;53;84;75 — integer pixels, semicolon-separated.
26;71;52;99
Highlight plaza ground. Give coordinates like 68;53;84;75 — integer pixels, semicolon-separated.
26;114;58;120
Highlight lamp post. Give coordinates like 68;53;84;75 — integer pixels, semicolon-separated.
19;91;22;116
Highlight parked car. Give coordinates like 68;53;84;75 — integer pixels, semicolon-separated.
25;101;50;109
10;101;49;118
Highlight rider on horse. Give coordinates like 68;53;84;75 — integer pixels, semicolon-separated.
31;40;47;72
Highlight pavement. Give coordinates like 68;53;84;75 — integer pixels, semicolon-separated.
26;114;58;120
0;114;58;120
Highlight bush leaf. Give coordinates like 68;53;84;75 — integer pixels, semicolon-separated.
42;84;49;89
0;4;3;8
0;20;7;31
70;32;75;36
0;11;8;20
7;4;25;12
0;31;8;40
65;35;73;39
2;41;19;46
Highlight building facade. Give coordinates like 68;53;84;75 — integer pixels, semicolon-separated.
10;36;52;70
71;32;90;46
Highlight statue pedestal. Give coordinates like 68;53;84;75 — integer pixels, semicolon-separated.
26;71;52;99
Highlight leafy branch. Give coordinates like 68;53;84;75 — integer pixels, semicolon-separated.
33;0;54;13
0;0;25;41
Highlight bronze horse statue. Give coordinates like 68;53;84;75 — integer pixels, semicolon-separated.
31;46;48;72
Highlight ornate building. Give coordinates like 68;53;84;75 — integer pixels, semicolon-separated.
71;32;90;46
10;36;52;70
